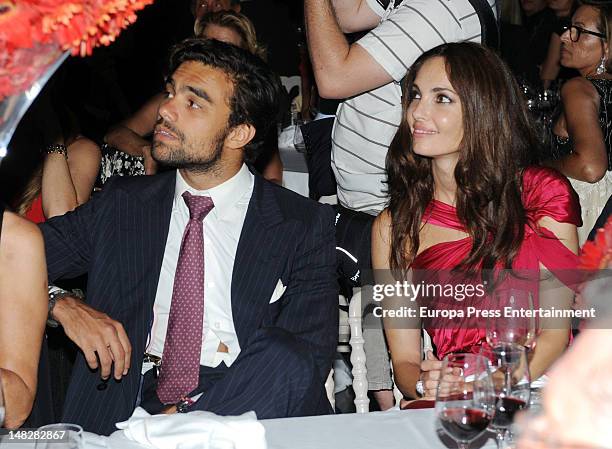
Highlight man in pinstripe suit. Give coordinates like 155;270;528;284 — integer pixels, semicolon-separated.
41;39;338;435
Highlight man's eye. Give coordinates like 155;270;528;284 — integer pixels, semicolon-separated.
437;94;452;104
188;100;200;109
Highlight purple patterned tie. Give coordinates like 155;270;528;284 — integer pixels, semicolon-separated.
157;191;214;404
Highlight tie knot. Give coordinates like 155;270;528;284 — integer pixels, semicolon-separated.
182;191;214;221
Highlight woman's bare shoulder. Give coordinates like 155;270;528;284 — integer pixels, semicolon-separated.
561;76;598;99
0;211;43;258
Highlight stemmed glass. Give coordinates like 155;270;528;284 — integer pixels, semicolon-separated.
481;344;531;449
293;119;306;153
35;424;83;449
487;289;537;350
435;353;496;449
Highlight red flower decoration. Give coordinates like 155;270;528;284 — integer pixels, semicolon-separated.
580;216;612;270
0;0;154;100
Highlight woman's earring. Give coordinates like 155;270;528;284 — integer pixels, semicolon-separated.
596;56;607;75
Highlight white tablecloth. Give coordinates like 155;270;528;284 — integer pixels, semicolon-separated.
1;410;495;449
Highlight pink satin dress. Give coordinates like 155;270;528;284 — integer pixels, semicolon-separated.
410;167;582;359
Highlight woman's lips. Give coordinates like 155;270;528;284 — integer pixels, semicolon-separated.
412;127;437;137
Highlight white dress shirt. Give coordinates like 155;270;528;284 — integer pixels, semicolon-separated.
146;164;254;368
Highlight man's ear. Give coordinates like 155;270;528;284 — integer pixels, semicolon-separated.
226;123;256;150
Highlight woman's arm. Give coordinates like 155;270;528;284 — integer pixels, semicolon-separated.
373;211;422;399
529;216;579;380
548;77;608;183
104;93;163;159
0;212;47;428
540;34;562;90
42;137;101;218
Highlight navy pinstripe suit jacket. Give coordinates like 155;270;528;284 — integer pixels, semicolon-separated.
41;170;338;435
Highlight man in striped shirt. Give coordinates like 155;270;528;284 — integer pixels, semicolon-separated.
304;0;497;409
305;0;497;216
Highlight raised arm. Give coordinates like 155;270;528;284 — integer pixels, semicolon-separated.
0;212;47;428
331;0;381;33
549;77;608;182
304;0;393;99
42;137;101;218
104;93;163;173
373;210;421;399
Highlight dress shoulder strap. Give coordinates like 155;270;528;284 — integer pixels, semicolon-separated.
423;200;467;232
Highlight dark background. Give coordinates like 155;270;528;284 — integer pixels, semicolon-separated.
0;0;305;204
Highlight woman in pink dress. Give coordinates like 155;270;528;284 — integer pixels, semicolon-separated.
372;43;581;401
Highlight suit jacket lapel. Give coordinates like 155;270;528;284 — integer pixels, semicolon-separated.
117;171;174;330
231;175;289;348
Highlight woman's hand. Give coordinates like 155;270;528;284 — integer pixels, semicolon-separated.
419;350;442;399
142;144;157;175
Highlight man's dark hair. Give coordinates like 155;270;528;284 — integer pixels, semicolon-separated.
168;38;280;162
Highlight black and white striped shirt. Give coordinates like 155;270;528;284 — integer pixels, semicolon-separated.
331;0;497;215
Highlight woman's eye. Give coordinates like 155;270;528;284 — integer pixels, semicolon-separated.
436;94;452;104
409;90;421;100
163;90;174;99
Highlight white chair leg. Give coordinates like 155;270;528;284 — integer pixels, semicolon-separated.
325;369;335;411
349;288;369;413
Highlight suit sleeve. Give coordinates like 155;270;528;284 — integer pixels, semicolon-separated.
40;178;116;282
277;204;338;379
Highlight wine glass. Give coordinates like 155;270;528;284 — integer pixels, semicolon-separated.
35;423;83;449
293;120;306;153
487;289;537;350
435;353;496;449
481;344;531;449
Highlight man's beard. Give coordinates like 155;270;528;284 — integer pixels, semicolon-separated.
152;120;227;175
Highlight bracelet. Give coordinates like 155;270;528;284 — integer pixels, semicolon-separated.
47;286;83;327
44;144;68;159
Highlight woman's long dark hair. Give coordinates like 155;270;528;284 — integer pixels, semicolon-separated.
386;43;539;276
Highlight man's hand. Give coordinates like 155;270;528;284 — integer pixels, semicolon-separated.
419;350;442;399
53;297;132;380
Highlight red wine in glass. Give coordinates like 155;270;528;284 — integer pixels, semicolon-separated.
436;354;495;449
492;396;527;429
440;408;492;442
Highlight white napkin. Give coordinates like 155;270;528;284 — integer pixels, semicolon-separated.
115;407;267;449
